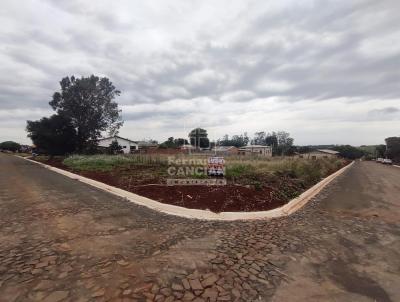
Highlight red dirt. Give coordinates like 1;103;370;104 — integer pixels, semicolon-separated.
32;157;335;213
130;184;286;212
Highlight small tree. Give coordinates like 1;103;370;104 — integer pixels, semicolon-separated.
0;141;21;152
189;128;209;149
26;115;77;155
107;140;123;154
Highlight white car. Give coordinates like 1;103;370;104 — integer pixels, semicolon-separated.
383;158;393;165
376;158;384;163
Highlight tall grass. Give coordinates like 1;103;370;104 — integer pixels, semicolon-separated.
63;154;169;171
225;157;345;186
63;153;346;186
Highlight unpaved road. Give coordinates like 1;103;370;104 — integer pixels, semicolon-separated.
0;154;399;302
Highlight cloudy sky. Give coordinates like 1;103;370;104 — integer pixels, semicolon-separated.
1;0;399;145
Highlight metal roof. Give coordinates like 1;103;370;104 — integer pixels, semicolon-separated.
213;146;237;151
98;136;138;144
317;149;340;154
239;145;272;149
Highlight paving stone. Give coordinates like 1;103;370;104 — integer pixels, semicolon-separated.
217;294;231;301
143;292;155;300
173;291;184;299
189;278;203;291
160;287;172;296
202;287;219;302
120;283;130;289
182;291;195;301
182;278;191;290
43;291;69;302
154;294;165;302
117;260;130;266
33;280;53;291
31;268;43;275
122;289;132;296
172;283;184;291
201;274;219;288
133;283;153;293
232;288;241;298
57;271;68;279
35;261;49;269
151;284;160;294
91;288;105;298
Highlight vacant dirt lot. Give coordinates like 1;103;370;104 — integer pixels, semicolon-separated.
33;155;347;212
0;154;399;301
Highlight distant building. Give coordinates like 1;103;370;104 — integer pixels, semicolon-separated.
238;145;272;157
212;146;239;155
297;149;339;159
98;136;139;154
137;141;158;152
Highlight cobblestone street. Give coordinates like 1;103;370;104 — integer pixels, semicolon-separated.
0;154;399;302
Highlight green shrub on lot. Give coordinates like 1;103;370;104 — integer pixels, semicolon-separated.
292;160;323;186
225;164;254;178
225;157;345;188
63;154;168;171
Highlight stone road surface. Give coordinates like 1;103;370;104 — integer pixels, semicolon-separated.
0;154;399;302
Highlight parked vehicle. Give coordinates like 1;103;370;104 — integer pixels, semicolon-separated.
376;158;384;163
383;159;393;165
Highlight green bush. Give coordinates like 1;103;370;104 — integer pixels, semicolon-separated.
63;154;168;171
225;164;254;178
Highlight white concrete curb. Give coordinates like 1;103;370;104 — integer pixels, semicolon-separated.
20;156;353;221
394;165;400;168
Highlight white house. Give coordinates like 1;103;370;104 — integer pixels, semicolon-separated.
98;136;139;154
238;145;273;157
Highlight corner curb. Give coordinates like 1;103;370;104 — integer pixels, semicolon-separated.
19;156;354;221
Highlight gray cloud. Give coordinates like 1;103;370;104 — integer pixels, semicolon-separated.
368;107;400;116
1;0;400;145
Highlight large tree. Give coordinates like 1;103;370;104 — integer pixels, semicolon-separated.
385;137;400;162
49;75;123;152
189;128;209;149
276;131;294;155
26;115;77;155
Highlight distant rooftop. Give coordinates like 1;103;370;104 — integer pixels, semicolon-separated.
98;135;137;143
213;146;237;151
239;145;271;149
317;149;339;155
